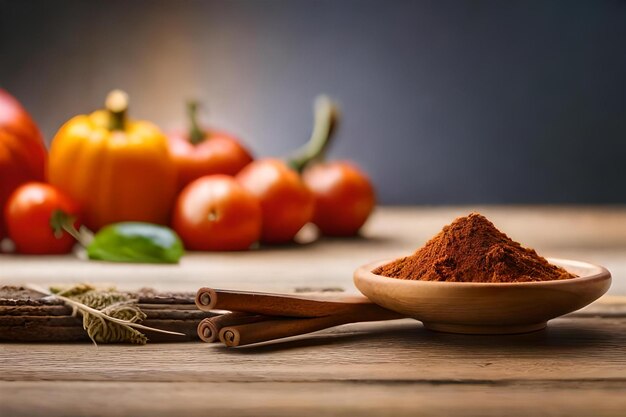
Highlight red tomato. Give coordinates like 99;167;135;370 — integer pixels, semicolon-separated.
0;89;44;147
167;103;253;190
172;175;262;251
0;90;47;238
303;161;375;236
5;182;80;254
236;159;314;244
168;131;252;190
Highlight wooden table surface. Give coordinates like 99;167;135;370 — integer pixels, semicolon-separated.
1;207;625;417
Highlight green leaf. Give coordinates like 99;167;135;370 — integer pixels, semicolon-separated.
87;222;184;264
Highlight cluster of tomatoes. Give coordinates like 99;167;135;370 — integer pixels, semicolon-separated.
1;89;375;254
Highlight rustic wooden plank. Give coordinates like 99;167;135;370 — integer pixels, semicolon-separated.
1;380;625;417
0;317;210;343
0;305;70;316
1;316;624;383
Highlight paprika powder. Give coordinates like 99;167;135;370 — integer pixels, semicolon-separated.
375;213;576;283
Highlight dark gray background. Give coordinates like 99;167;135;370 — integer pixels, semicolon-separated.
1;0;625;204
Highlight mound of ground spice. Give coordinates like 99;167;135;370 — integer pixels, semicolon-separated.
374;213;576;283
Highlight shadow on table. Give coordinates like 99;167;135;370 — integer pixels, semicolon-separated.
216;317;620;354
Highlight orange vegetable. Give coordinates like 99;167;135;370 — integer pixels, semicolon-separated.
0;89;47;238
48;90;177;230
167;102;253;190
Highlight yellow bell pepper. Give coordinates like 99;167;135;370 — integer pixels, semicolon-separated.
48;90;177;230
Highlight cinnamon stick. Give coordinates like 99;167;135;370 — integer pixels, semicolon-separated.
218;304;403;347
195;288;373;317
197;312;267;343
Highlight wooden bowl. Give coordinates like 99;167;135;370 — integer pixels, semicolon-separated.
354;258;611;334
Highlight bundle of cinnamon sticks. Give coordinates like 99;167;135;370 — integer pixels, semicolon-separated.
195;288;404;347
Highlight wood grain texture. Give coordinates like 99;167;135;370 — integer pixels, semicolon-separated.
0;207;625;416
1;317;625;382
0;288;215;342
1;381;625;417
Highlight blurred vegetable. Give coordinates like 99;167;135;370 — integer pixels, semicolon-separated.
236;96;345;244
48;90;177;230
293;95;375;236
167;102;253;190
5;182;80;254
0;89;47;239
303;162;375;236
52;212;184;263
236;159;314;244
172;175;262;251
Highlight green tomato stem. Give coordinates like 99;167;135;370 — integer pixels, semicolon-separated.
50;210;94;247
187;101;206;145
288;95;340;173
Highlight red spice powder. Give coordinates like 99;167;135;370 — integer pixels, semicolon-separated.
374;213;576;283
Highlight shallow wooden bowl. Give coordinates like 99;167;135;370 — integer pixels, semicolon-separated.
354;258;611;334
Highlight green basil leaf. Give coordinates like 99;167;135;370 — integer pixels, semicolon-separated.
87;222;184;264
